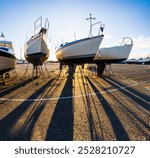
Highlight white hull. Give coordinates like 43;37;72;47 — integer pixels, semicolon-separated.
24;17;50;65
0;39;16;75
94;37;133;62
56;35;103;64
25;33;50;56
24;32;50;65
94;44;133;61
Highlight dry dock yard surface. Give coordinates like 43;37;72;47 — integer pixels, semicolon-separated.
0;63;149;141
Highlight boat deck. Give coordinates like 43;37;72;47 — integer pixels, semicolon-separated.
0;63;149;140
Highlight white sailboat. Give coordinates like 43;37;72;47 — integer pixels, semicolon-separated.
0;33;16;76
55;14;104;65
93;37;133;76
94;37;133;63
24;17;50;66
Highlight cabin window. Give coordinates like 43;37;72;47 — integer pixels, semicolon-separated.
0;47;9;51
0;43;13;50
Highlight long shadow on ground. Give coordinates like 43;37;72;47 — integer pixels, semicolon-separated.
78;75;102;140
0;79;54;141
45;78;74;141
103;76;150;111
16;77;63;140
86;77;130;141
92;76;150;140
0;78;33;98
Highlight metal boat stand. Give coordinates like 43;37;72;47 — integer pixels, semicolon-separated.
33;62;50;79
104;63;114;76
0;75;5;85
85;63;97;77
58;63;68;78
32;65;44;79
58;63;76;79
76;64;85;78
85;63;105;77
22;63;30;79
22;62;50;80
43;62;50;78
0;69;18;85
11;69;18;79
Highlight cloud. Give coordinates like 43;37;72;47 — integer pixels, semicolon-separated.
132;35;150;50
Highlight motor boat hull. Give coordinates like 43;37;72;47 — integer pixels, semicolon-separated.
25;32;50;66
56;35;104;65
0;50;16;75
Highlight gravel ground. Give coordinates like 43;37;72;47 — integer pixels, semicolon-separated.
0;63;149;141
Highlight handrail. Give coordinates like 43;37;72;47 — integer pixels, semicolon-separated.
89;21;105;37
26;17;49;42
34;16;42;35
120;37;133;46
92;22;105;35
33;17;50;36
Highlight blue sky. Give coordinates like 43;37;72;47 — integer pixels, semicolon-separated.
0;0;150;60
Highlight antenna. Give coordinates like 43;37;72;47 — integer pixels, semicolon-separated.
86;13;96;37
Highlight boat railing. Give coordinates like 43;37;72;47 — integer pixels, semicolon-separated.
92;22;105;36
89;21;105;37
34;17;49;36
86;14;104;37
120;37;133;46
34;16;42;35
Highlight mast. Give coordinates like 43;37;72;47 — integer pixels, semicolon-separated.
86;13;96;37
20;47;22;59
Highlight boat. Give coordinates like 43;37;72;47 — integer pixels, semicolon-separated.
137;57;150;65
24;17;50;66
94;37;133;63
0;33;16;76
55;14;104;66
93;37;133;76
